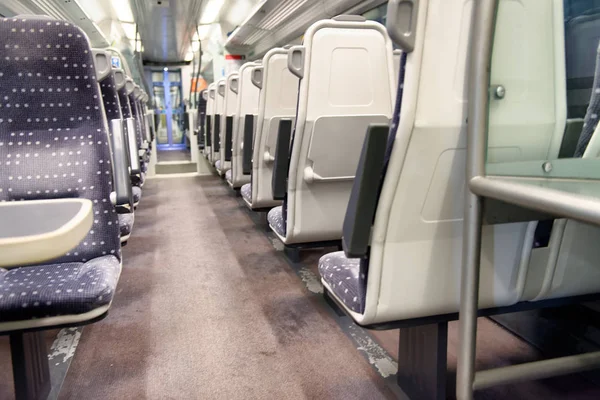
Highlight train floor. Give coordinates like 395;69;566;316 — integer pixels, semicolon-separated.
157;148;191;163
1;175;600;399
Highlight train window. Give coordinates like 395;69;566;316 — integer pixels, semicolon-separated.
362;2;387;24
485;0;600;179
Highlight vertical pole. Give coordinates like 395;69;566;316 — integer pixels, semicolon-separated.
456;1;499;399
164;69;173;146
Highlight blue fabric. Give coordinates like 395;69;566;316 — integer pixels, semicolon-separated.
241;183;252;203
574;41;600;156
118;212;134;237
100;74;122;120
318;252;364;313
128;93;144;150
321;52;409;315
225;169;232;182
268;206;285;237
0;255;121;321
132;185;142;203
0;17;121;264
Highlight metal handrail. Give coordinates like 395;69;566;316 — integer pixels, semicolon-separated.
457;1;600;399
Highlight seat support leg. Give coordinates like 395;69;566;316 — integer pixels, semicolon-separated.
397;322;448;400
284;246;301;263
10;331;51;400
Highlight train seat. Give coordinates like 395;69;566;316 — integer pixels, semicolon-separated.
268;17;395;245
94;50;135;242
228;62;261;189
123;78;145;186
115;72;143;189
319;0;600;326
243;48;299;211
216;73;239;177
204;84;216;159
0;16;122;331
565;8;600;119
575;40;600;156
317;0;537;325
211;79;226;167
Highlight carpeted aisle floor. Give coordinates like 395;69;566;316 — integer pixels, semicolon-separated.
57;176;396;400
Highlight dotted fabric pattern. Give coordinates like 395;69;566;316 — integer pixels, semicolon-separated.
99;73;121;120
318;252;364;313
0;255;120;322
128;93;144;150
132;185;142;203
118;212;133;237
118;88;132;119
241;183;252;203
0;17;121;264
574;41;600;157
268;206;285;237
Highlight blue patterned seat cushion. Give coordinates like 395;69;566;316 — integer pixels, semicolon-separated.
225;170;232;182
215;160;221;170
132;186;142;203
268;206;285;237
241;183;252;203
0;255;121;322
118;212;134;237
318;252;365;314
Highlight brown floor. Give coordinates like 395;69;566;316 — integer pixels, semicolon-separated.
1;175;599;399
57;176;396;400
157;148;191;163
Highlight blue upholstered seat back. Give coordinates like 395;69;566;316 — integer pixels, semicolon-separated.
0;17;121;263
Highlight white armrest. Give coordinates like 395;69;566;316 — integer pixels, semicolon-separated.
0;199;93;268
303;166;354;184
264;150;275;164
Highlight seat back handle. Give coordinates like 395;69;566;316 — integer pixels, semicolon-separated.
271;119;294;200
242;114;254;175
342;124;389;258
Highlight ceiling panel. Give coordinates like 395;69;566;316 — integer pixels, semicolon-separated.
132;0;204;63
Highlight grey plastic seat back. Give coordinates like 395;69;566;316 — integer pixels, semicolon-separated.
281;18;395;244
0;16;121;263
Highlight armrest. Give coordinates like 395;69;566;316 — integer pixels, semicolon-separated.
242;114;254;175
213;115;221;152
0;199;93;268
108;119;133;212
304;166;354;183
342;124;389;258
206;116;212;147
271;119;293;201
125;117;141;175
225;116;234;161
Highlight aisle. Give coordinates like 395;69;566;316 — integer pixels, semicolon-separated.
58;176;395;399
